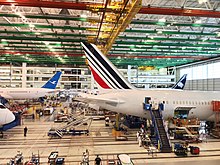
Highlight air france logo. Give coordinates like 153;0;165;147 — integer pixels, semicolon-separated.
50;81;56;85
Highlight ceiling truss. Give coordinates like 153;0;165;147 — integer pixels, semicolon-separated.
0;0;219;68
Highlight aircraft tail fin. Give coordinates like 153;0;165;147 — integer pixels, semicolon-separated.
172;74;187;90
41;71;62;89
81;42;133;90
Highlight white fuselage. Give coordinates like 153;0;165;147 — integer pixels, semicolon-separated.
87;89;218;121
0;104;15;125
0;88;55;99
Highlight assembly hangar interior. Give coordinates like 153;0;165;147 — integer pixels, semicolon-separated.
0;0;220;164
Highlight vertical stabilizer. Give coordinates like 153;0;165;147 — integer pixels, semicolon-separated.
172;74;187;90
81;42;133;90
41;71;62;89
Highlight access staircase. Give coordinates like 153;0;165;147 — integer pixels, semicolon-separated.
143;97;172;153
48;115;92;138
150;110;172;153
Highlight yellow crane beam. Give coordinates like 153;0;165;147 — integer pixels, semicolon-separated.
102;0;142;55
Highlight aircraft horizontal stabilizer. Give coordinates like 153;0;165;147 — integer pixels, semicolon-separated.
0;94;13;99
76;95;125;105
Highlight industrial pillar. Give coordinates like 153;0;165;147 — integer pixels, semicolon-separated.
22;63;27;88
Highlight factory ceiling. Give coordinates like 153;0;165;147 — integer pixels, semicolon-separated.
0;0;220;68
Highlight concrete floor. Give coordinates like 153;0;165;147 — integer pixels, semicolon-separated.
0;115;220;165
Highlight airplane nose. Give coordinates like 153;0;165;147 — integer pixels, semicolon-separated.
6;111;15;124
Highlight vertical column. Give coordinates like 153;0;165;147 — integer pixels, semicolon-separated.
22;62;27;88
90;72;94;90
9;62;12;87
127;65;131;83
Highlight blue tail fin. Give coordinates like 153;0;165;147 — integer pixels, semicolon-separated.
41;71;62;89
172;74;187;90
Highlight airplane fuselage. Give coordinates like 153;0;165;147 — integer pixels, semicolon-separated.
0;88;54;99
90;89;217;121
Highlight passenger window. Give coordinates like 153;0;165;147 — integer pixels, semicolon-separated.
173;101;175;104
183;101;185;104
186;101;188;104
189;101;191;104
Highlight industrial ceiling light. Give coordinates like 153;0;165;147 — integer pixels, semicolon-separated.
195;19;202;24
158;18;166;23
44;41;49;45
198;0;208;4
29;24;35;28
81;14;87;18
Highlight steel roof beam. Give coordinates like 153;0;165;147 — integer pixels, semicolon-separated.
0;29;216;37
0;22;219;32
0;1;220;18
0;0;89;10
139;6;220;18
3;46;218;55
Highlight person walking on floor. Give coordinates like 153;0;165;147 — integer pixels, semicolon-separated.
24;126;28;137
95;155;102;165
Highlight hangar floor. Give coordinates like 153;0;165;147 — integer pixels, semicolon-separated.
0;116;220;164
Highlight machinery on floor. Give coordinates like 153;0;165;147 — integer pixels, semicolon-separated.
48;112;92;138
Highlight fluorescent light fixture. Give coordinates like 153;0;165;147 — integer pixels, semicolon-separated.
158;18;166;23
44;41;49;45
29;24;35;28
195;19;202;24
198;0;208;4
81;14;87;18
